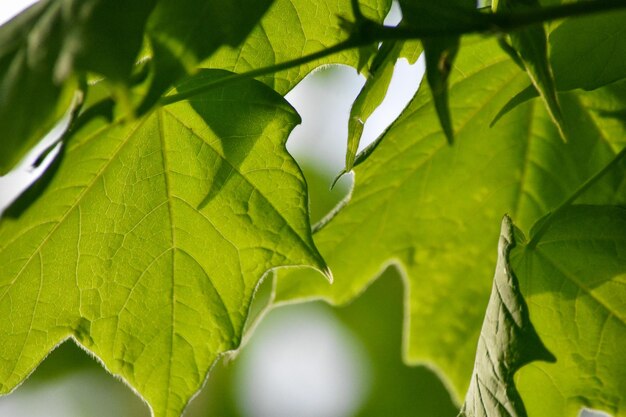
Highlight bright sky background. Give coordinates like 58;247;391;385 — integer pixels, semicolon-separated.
0;1;37;25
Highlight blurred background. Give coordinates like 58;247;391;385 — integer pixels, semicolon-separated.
0;2;610;417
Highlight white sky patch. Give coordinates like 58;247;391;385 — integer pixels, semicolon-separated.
234;304;371;417
0;370;148;417
0;0;38;25
286;0;423;176
580;409;613;417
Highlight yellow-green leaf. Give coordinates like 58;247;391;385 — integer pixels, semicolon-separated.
275;37;626;402
0;70;326;417
512;205;626;417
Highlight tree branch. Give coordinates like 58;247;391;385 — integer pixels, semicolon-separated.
160;0;626;106
160;40;357;105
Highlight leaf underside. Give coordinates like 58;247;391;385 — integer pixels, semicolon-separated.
0;71;326;417
0;0;155;174
276;36;626;405
459;216;555;417
1;1;626;416
511;206;626;417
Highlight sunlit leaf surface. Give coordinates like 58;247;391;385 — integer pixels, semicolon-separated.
0;71;326;417
512;206;626;417
276;37;626;402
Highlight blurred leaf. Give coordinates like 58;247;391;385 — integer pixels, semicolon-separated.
398;39;423;64
0;0;155;175
54;0;156;82
459;216;554;417
275;36;626;402
335;269;458;417
0;70;326;417
512;205;626;417
2;342;150;417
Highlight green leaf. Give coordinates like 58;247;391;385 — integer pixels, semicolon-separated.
459;216;555;417
490;84;538;127
275;36;626;401
139;0;274;112
55;0;156;82
550;10;626;91
510;205;626;417
493;0;566;141
422;36;460;144
0;70;326;417
0;0;156;175
398;39;423;65
343;41;408;175
491;9;626;122
202;0;392;95
397;0;485;144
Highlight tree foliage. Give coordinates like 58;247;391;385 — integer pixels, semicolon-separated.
0;0;625;416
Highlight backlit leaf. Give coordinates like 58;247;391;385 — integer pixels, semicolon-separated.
343;40;412;175
511;205;626;417
550;10;626;91
493;0;566;140
203;0;392;95
0;70;326;417
275;37;626;402
139;0;274;112
459;216;555;417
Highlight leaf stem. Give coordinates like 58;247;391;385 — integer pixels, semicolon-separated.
160;0;626;107
160;39;357;106
372;0;626;39
528;146;626;247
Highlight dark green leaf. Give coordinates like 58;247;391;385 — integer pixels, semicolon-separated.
550;10;626;91
490;84;538;127
459;216;555;417
423;36;459;144
0;0;155;174
398;0;484;144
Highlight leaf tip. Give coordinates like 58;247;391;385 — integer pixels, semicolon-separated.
321;264;334;283
331;169;348;190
